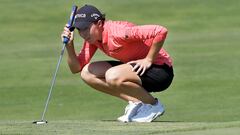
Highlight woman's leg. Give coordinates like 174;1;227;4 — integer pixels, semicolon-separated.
80;61;156;104
105;64;156;104
81;61;126;99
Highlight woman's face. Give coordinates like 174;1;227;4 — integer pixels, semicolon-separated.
78;22;102;44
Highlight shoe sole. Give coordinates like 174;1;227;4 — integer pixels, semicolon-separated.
151;110;165;122
117;103;143;123
131;110;165;122
117;117;129;123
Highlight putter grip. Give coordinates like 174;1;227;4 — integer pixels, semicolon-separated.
63;5;78;44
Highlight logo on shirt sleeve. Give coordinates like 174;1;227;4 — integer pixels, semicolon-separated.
124;29;131;39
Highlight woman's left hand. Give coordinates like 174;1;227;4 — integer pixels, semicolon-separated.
127;58;152;76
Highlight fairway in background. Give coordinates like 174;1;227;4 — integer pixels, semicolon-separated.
0;0;240;130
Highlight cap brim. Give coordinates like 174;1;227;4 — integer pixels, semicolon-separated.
73;21;92;30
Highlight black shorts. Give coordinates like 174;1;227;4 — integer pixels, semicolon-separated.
107;61;174;92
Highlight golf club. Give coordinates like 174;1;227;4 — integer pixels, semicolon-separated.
33;5;78;125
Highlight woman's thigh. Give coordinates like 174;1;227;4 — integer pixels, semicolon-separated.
82;61;142;85
81;61;113;78
105;63;142;86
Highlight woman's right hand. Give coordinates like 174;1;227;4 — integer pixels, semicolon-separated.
61;24;74;45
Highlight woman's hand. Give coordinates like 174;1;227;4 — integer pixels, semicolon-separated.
127;58;152;76
61;24;74;45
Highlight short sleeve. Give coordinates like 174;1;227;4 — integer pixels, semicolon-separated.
124;25;168;43
77;41;98;71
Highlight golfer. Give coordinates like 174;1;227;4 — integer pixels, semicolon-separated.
61;4;174;122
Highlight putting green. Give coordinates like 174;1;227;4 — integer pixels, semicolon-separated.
0;0;240;134
0;120;240;135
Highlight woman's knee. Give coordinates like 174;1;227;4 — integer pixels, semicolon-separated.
105;68;123;88
81;61;112;83
80;64;93;82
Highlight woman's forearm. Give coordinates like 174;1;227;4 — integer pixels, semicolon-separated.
66;42;81;73
145;40;164;63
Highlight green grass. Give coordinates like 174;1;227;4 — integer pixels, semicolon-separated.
1;120;240;135
0;0;240;134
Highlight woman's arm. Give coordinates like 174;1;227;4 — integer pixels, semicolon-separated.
66;41;81;73
145;40;165;64
61;25;81;74
128;40;165;76
127;25;168;75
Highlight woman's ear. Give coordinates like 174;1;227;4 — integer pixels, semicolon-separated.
97;20;104;27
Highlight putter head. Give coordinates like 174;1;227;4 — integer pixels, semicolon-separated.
33;120;48;125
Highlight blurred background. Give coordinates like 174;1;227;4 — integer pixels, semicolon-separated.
0;0;239;122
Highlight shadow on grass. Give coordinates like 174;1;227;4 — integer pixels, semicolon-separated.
153;120;185;123
101;119;185;123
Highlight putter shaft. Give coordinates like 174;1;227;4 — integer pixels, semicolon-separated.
40;43;66;121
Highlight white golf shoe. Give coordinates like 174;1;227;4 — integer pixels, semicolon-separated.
131;99;165;122
117;101;142;122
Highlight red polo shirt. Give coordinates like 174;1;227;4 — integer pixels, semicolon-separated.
77;20;172;71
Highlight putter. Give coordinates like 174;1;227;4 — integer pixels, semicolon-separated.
33;5;78;125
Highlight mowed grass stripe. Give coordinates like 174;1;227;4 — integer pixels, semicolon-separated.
0;0;240;134
0;121;240;135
